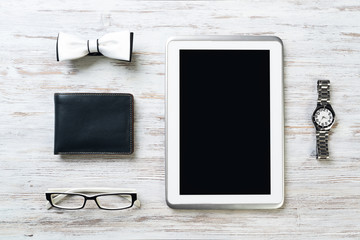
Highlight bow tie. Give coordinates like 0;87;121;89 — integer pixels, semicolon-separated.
56;31;133;62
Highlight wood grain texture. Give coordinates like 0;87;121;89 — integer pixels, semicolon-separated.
0;0;360;239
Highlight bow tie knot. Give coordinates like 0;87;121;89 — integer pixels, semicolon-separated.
56;31;133;61
87;39;99;54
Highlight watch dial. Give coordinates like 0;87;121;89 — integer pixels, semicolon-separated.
314;108;333;127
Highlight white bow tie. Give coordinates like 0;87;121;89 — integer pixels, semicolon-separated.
56;31;133;61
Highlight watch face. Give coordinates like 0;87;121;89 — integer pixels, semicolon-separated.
314;108;334;127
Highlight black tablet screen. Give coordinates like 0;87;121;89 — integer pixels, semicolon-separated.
179;50;271;195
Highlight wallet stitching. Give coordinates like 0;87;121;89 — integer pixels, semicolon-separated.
54;93;132;96
57;152;132;154
129;95;133;153
54;93;133;154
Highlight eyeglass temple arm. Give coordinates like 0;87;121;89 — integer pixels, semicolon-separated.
47;187;137;193
46;188;140;209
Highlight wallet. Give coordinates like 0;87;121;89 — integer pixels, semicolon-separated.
54;93;134;155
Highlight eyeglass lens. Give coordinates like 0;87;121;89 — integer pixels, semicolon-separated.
96;194;132;209
51;194;85;209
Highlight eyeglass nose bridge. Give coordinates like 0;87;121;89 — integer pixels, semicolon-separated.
87;195;106;208
81;196;100;209
86;196;97;200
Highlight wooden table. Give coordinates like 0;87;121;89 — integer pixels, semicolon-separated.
1;0;360;239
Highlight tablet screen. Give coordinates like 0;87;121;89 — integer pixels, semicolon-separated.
180;49;271;195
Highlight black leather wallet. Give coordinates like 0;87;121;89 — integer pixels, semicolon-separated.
54;93;134;155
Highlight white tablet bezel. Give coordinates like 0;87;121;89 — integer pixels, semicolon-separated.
166;36;284;209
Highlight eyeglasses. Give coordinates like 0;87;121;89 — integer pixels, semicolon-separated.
45;188;141;210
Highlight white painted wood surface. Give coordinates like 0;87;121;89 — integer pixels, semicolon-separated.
1;0;360;239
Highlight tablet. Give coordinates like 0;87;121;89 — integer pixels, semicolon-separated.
166;36;284;209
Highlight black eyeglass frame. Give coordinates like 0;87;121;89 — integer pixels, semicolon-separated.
45;192;138;210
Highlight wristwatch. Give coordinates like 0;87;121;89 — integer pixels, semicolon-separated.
312;80;336;160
